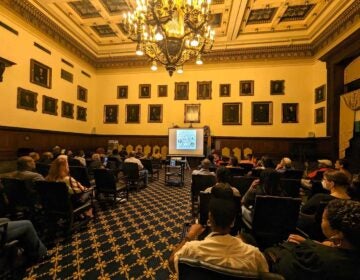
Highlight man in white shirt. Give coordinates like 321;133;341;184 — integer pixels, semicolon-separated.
124;151;148;186
169;197;268;274
192;158;215;176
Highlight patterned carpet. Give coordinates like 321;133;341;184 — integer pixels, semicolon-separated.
25;170;193;280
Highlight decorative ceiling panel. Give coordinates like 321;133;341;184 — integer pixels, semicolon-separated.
99;0;130;14
68;0;101;19
280;4;315;22
247;8;277;24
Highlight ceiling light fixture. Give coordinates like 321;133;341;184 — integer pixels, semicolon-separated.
122;0;215;76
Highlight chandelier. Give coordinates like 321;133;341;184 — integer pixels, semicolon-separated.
122;0;215;76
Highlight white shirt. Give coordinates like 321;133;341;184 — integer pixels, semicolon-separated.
124;156;143;170
192;169;216;176
174;232;268;274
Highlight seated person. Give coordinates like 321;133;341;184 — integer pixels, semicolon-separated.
226;156;239;167
240;154;255;166
88;153;105;179
38;152;53;164
265;199;360;280
335;158;352;182
0;156;44;182
254;156;275;170
275;157;293;173
204;167;240;197
135;148;144;159
348;174;360;201
0;218;47;264
119;147;128;160
46;156;93;218
109;149;122;162
74;150;86;167
169;197;268;274
192;159;216;176
301;159;332;188
151;148;162;160
29;152;40;162
124;151;148;186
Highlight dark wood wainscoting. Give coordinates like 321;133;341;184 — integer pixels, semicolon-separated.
0;126;334;162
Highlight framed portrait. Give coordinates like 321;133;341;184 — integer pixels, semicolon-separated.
104;105;118;124
139;84;151;98
175;82;189;100
282;103;298;123
252;101;273;125
117;85;128;99
148;104;163;123
77;106;87;122
42;95;57;115
17;87;37;112
222;103;242;125
315;85;326;103
61;101;74;119
219;84;231;97
315;107;325;124
197;81;212;100
270;80;285;95
158;85;168;97
30;59;52;89
126;104;140;123
77;86;88;102
184;104;200;123
240;80;254;96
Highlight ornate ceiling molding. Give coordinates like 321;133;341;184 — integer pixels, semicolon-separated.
1;0;359;69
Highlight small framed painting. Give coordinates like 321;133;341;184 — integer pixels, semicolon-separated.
61;101;74;119
30;59;52;89
126;104;141;123
219;84;231;97
282;103;298;123
77;106;87;121
270;80;285;95
42;95;57;115
117;85;128;99
240;80;254;96
175;82;189;100
158;85;168;97
77;86;88;102
139;84;151;98
17;87;38;112
252;101;273;125
315;85;326;103
315;107;325;123
104;105;118;124
148;104;163;123
184;104;200;123
222;103;242;125
197;81;212;100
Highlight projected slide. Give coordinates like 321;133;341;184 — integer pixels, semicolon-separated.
176;129;196;150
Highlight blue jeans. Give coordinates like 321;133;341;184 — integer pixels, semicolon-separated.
0;218;47;261
140;169;148;186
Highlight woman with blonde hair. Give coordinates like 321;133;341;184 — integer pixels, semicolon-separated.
46;156;93;218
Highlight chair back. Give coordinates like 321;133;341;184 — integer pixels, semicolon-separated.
69;166;91;187
281;169;304;179
191;174;217;199
93;168;117;192
36;163;50;177
239;163;254;174
252;195;301;248
123;162;140;180
231;176;257;196
279;179;301;198
178;257;285;280
228;167;247;177
107;157;122;170
141;159;154;173
34;181;73;214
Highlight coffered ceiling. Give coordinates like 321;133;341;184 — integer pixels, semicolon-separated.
2;0;359;67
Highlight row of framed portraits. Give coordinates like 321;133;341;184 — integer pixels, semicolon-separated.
104;102;326;125
17;87;87;121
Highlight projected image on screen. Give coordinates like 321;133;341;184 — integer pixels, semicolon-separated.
176;129;196;150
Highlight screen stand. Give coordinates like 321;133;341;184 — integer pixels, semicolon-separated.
184;156;191;170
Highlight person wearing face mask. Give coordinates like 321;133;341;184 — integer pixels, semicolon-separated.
301;169;350;215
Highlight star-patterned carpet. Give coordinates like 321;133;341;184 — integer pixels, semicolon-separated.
25;170;193;280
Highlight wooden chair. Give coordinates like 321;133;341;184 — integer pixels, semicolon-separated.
191;174;216;216
69;166;92;187
93;168;128;205
178;257;285;280
279;178;301;198
230;176;257;197
34;181;94;237
122;162;146;191
141;159;160;180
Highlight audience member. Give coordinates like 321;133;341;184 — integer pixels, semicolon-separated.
254;156;275;170
204;167;240;197
335;158;352;181
124;151;148;186
52;145;61;159
240;154;255;166
119;147;128;159
275;157;293;173
74;150;86;166
135;147;144;159
265;199;360;280
38;152;53;164
227;156;239;167
348;174;360;201
301;159;333;189
29;152;40;162
192;158;216;176
46;156;93;218
169;197;268;273
109;149;122;162
0;156;44;182
301;169;350;215
66;150;81;166
151;148;162;160
0;218;47;264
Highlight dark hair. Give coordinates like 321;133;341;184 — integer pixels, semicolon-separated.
209;198;235;229
207;154;214;163
211;183;234;200
325;199;360;250
259;169;281;195
337;158;349;170
324;169;350;186
262;157;275;168
112;149;119;155
17;156;33;171
348;174;360;201
229;156;238;166
216;167;231;183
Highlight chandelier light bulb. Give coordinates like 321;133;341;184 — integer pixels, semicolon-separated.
177;66;184;74
190;39;199;47
196;55;203;65
136;45;144;56
150;61;158;71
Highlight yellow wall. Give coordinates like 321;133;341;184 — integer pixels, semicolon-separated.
0;8;328;138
